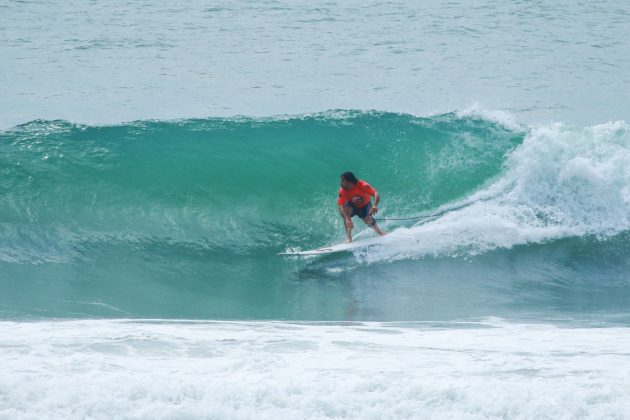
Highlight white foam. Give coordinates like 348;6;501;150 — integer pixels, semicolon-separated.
363;120;630;262
1;319;629;419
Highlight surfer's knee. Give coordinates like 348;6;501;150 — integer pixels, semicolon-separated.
364;216;376;227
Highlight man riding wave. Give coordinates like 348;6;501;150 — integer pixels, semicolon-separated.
338;171;386;243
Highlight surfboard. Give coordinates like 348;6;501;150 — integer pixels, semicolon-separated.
278;235;385;256
278;244;349;256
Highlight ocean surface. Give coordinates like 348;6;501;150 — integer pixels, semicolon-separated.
2;1;630;419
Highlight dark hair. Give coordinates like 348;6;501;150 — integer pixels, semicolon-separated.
340;171;358;183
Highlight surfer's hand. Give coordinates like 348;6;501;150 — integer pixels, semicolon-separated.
369;206;378;215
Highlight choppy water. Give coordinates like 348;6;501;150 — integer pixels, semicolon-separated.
1;0;629;127
2;1;630;418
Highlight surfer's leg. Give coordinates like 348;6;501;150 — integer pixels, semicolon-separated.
363;216;386;236
359;203;385;236
343;205;354;243
372;223;386;236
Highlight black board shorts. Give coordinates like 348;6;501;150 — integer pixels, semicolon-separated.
346;201;372;219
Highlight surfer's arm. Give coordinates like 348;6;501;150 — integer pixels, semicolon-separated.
370;191;381;215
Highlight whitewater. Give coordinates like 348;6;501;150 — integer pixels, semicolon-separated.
2;0;630;418
3;319;630;419
357;118;630;262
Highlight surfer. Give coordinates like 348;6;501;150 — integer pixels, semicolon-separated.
338;171;386;243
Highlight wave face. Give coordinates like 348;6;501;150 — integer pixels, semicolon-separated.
1;110;630;321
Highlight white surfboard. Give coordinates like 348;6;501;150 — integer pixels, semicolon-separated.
278;235;385;256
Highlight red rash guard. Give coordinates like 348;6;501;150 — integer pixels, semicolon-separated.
337;180;376;208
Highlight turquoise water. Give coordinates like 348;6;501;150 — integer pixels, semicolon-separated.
2;1;630;418
2;112;630;322
0;112;519;318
